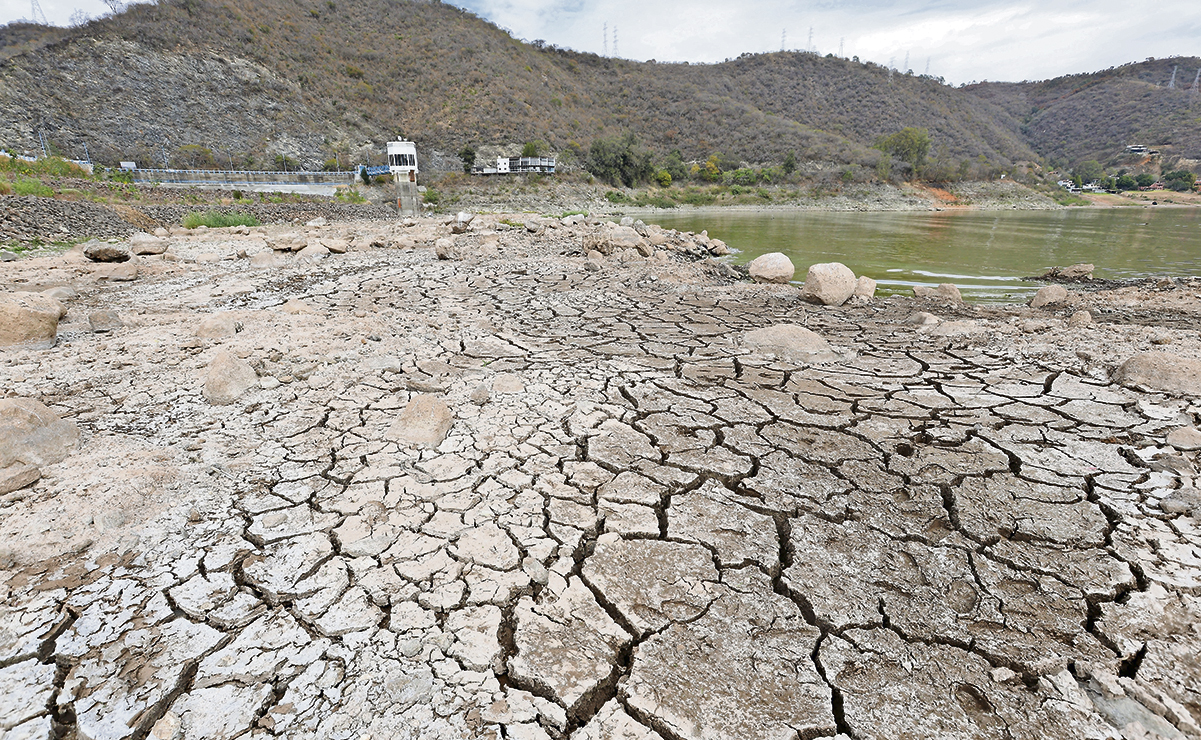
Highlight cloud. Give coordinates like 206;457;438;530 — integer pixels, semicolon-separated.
450;0;1201;83
4;0;1197;84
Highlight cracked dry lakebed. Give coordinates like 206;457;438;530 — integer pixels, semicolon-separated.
2;214;1201;740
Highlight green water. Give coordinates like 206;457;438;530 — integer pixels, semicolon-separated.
645;208;1201;302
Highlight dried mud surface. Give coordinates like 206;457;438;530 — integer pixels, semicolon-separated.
1;216;1200;740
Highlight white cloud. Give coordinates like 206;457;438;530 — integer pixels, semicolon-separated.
3;0;1197;84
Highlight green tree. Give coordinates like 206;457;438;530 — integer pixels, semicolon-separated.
1115;174;1137;191
458;145;476;173
585;133;653;187
1163;170;1197;192
1135;173;1155;188
654;169;672;188
874;127;930;175
1073;160;1104;184
782;152;797;175
521;141;542;157
661;149;688;183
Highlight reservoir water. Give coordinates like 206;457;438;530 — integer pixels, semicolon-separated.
645;207;1201;302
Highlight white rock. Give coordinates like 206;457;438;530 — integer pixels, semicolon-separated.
203;349;258;405
385;394;454;447
742;324;841;364
0;292;65;349
800;262;856;306
747;252;795;284
1031;284;1069;308
853;275;877;299
129;232;168;255
0;397;79;468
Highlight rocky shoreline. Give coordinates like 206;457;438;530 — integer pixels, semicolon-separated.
2;214;1200;740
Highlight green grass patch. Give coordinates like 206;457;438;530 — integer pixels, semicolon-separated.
0;180;11;195
335;188;367;204
0;154;90;179
633;192;677;209
14;179;53;197
182;210;261;229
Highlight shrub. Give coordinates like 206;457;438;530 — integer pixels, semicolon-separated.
605;190;631;203
232;189;244;200
654;170;672;188
423;188;440;204
587;133;653;187
0;180;12;195
14;179;53;197
181;210;260;228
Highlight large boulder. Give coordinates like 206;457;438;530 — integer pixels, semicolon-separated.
1115;352;1201;396
742;324;841;364
83;240;132;262
386;394;454;447
0;397;80;468
800;263;856;306
203;349;258;405
914;283;962;304
747;253;795;284
0;292;66;349
129;232;168;255
583;225;645;256
853;275;877;300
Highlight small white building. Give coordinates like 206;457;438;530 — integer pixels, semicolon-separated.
387;139;419;182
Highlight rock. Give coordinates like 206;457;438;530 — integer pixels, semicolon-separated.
800;262;856;306
41;286;77;302
434;237;458;260
1061;263;1094;280
385;394;454;447
747;252;795;284
305;216;327;227
453;523;520;570
322;238;349;254
853;275;877;300
1166;427;1201;451
914;283;962;303
469;383;491;405
523;220;542;234
296;244;329;262
509;578;631;717
0;250;18;262
1068;310;1093;327
904;311;942;326
1115;352;1201;396
0;292;65;349
153;227;169;237
932;320;988;338
0;462;41;494
203;349;258;405
129;232;168;255
451;212;474;234
583;225;645;256
83;240;131;262
278;298;317;315
87;310;123;333
0;397;80;468
197;312;238;339
249;251;279;268
574;700;665;740
708;240;729;256
742;324;841;364
493;374;525;394
96;263;138;281
1031;284;1069;308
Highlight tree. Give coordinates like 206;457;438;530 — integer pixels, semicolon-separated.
1073;160;1104;184
521;141;541;157
1134;173;1155;188
1163;170;1197;192
1115;174;1137;191
874;127;930;175
585;133;653;187
458;145;476;173
782;152;796;175
661;149;688;183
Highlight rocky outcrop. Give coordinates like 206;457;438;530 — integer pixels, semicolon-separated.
0;292;65;349
800;262;856;305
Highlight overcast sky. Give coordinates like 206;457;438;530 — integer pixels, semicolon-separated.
6;0;1199;84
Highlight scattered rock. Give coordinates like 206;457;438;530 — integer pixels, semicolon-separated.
0;462;40;494
0;292;65;349
1115;352;1201;396
0;250;18;262
87;310;123;333
583;224;645;256
451;212;474;234
305;217;327;227
800;262;856;306
278;298;317;315
1061;263;1094;280
41;286;77;302
1068;310;1093;327
96;263;138;281
914;283;962;304
853;275;877;300
435;238;458;260
249;251;279;268
904;311;942;326
1166;427;1201;451
203;348;258;405
83;240;131;263
747;252;795;284
1031;284;1069;308
386;394;454;447
0;397;80;468
129;232;168;255
296;244;329;262
742;324;841;363
197;312;239;339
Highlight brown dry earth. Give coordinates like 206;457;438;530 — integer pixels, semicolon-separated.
1;215;1200;740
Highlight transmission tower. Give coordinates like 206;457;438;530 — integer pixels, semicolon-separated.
781;29;786;52
30;0;48;24
838;37;844;58
612;26;618;57
888;57;895;82
807;27;813;53
602;23;608;56
1169;65;1178;89
903;52;909;72
925;57;931;76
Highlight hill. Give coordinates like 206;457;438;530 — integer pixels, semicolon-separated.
0;0;1196;178
967;58;1201;169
